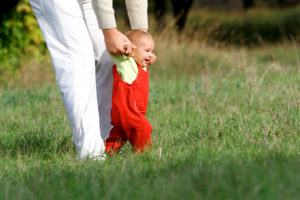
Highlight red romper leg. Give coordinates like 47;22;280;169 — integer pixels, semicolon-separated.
129;117;152;153
126;64;152;153
104;65;129;155
105;127;127;154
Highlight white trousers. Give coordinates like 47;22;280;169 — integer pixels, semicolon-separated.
29;0;114;159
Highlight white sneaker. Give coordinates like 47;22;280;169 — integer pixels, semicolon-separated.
92;154;106;161
77;153;106;161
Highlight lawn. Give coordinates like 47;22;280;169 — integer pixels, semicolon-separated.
0;37;299;199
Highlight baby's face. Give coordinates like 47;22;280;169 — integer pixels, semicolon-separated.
133;37;155;67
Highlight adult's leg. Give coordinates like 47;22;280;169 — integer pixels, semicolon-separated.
80;0;114;141
29;0;105;159
96;51;114;140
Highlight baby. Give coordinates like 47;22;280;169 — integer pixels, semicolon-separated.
105;30;156;155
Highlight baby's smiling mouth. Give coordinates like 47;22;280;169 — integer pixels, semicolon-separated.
145;58;150;62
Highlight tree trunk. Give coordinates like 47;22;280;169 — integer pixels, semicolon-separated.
171;0;194;31
243;0;254;10
154;0;167;30
0;0;20;22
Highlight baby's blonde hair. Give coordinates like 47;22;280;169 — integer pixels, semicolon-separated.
126;30;154;46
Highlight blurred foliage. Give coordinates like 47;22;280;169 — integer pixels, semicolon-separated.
0;0;46;78
187;5;300;45
0;0;299;82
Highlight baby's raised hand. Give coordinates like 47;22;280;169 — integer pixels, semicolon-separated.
147;52;157;65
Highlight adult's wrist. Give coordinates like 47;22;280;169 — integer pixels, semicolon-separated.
138;29;148;32
102;28;118;37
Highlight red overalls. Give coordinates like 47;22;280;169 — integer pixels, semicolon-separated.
105;64;152;154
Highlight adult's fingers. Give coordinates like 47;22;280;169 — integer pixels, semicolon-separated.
110;44;127;55
123;41;136;57
103;28;135;56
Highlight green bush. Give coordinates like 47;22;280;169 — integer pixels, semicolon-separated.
0;0;46;76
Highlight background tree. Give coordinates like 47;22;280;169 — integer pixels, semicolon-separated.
154;0;167;29
0;0;20;21
154;0;194;31
171;0;194;31
243;0;255;9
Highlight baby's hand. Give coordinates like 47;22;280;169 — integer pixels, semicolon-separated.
147;53;157;65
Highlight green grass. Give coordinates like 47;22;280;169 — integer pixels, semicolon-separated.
0;42;300;199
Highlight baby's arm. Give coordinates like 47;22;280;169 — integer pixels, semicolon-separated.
148;52;157;66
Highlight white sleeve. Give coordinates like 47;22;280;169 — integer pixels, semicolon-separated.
92;0;117;29
92;0;148;30
81;0;106;61
125;0;148;30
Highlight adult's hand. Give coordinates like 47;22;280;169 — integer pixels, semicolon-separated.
102;28;136;56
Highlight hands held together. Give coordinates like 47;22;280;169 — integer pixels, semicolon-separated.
103;28;156;65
